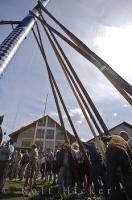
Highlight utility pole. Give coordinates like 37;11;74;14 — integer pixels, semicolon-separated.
0;0;50;78
40;93;48;150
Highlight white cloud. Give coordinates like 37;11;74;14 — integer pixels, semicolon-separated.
50;112;58;117
68;108;84;125
51;108;84;125
123;104;128;108
113;113;118;117
94;25;132;82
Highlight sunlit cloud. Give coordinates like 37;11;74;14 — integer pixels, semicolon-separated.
123;104;128;108
113;113;118;117
94;25;132;81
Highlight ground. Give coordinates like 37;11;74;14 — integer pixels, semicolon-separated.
0;181;104;200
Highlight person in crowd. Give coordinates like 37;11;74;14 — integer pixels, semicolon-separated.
40;152;46;180
102;134;132;200
84;142;108;198
57;143;75;188
24;144;38;192
35;151;43;181
72;143;86;188
120;131;132;153
0;139;14;194
19;150;29;181
10;149;22;180
45;149;54;182
52;147;59;184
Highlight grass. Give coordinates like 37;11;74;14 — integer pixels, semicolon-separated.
0;180;105;200
0;179;49;200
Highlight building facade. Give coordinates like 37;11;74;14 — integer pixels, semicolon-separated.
9;115;75;152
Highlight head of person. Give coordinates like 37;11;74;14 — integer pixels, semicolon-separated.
119;131;129;141
63;143;71;151
101;135;112;144
31;144;37;150
9;139;13;145
57;143;64;150
72;143;79;150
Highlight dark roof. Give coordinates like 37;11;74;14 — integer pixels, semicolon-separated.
87;121;132;143
109;121;132;132
9;115;75;141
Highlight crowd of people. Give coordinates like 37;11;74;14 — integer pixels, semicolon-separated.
0;130;132;200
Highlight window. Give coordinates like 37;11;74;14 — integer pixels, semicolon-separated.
45;141;54;150
21;140;31;147
36;129;45;138
46;129;54;139
23;128;34;138
47;119;55;127
38;120;46;127
56;131;65;140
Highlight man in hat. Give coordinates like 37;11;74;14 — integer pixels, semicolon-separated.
102;134;132;200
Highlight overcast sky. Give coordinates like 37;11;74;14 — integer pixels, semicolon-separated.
0;0;132;140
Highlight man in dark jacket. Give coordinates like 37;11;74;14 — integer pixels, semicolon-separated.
57;143;75;188
84;142;108;199
102;135;132;200
19;150;29;181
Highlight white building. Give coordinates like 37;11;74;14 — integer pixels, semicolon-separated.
9;115;75;151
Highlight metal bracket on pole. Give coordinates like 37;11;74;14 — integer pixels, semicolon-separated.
0;0;50;78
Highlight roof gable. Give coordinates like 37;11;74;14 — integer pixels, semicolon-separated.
109;121;132;132
9;115;74;140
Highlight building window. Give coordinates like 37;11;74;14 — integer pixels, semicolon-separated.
23;128;34;138
45;141;54;150
47;119;55;127
21;140;31;147
56;131;65;140
36;129;45;138
38;120;46;127
46;129;54;139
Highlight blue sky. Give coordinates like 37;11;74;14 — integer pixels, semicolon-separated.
0;0;132;140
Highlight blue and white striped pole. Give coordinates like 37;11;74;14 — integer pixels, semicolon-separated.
0;0;50;78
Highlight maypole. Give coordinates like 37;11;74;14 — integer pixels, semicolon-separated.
0;0;50;78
